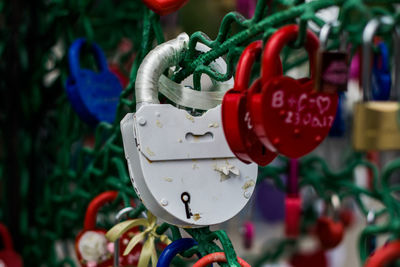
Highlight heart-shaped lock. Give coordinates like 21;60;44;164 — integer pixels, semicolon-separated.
222;40;277;166
0;223;23;267
121;33;257;227
66;38;123;126
141;0;189;16
315;195;344;250
75;191;141;267
364;240;400;267
315;216;344;250
250;25;339;158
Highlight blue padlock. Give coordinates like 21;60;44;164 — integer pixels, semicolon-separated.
329;92;345;137
66;38;122;126
372;41;391;101
157;238;198;267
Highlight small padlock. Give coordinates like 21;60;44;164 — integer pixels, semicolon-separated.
285;159;301;238
141;0;189;16
157;238;197;267
113;207;142;267
353;17;400;151
0;224;23;267
315;195;344;250
222;40;277;166
66;38;123;126
315;22;349;93
75;191;139;267
120;33;257;227
372;41;392;101
250;24;339;158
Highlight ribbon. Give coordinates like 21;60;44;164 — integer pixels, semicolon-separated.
106;211;171;267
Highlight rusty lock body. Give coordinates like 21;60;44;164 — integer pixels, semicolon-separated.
353;17;400;151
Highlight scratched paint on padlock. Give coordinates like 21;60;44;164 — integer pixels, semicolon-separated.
270;90;336;129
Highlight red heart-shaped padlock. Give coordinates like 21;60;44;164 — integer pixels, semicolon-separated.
250;25;338;158
222;41;277;166
141;0;189;15
75;191;141;267
315;216;344;250
0;224;23;267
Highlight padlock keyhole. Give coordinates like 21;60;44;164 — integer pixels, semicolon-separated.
185;132;214;143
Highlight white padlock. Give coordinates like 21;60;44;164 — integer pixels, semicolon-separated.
121;33;258;227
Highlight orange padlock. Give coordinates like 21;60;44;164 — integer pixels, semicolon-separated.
0;223;23;267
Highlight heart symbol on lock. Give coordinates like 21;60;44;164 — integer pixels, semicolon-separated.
141;0;189;15
250;25;338;158
315;216;344;249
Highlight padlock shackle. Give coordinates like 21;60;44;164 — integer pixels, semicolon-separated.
364;240;400;267
113;206;136;267
157;238;198;267
68;38;109;80
234;40;263;92
261;24;319;85
0;223;13;250
362;16;397;101
84;191;119;230
135;33;189;109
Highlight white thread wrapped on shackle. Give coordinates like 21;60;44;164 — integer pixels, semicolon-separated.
135;33;189;109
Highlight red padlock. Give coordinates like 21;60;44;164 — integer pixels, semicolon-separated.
315;216;344;250
0;224;23;267
75;191;141;267
315;195;344;250
141;0;189;16
222;40;277;166
364;240;400;267
250;25;339;158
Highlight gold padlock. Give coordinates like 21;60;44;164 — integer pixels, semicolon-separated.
353;17;400;151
